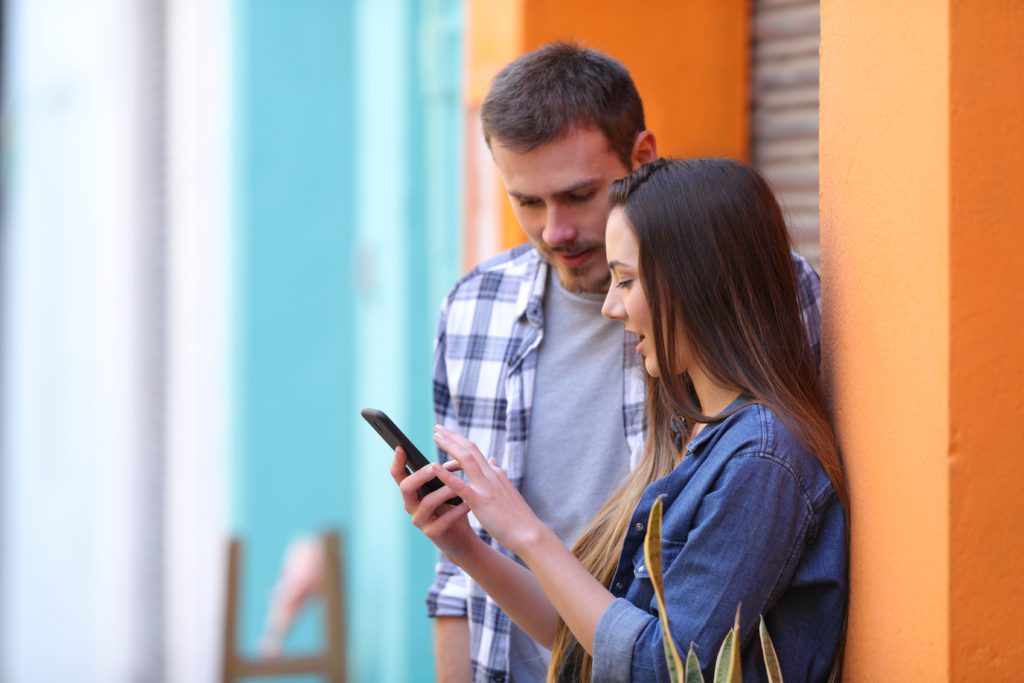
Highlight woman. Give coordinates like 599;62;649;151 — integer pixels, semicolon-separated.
393;158;848;681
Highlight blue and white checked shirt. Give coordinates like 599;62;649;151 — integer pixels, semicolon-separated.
426;244;822;682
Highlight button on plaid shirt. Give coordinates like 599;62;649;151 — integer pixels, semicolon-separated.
426;244;821;682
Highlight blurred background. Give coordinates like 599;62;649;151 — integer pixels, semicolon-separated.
0;0;820;681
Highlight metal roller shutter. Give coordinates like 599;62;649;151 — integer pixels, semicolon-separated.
751;0;821;268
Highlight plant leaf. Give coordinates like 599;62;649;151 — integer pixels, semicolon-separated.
644;496;685;682
713;605;742;683
684;642;705;683
759;615;784;683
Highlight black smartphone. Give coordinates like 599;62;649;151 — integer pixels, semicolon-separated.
360;408;463;506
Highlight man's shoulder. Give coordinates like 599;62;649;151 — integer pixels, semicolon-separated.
445;243;541;303
789;250;819;283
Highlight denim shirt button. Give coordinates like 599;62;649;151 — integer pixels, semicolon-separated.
634;521;645;531
615;581;624;590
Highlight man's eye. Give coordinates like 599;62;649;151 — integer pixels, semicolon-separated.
517;198;542;208
567;192;595;203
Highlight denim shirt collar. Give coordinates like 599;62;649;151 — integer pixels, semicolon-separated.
684;394;758;456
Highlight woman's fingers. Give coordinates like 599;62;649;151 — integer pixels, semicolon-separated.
398;463;449;513
434;427;494;484
436;426;491;468
434;432;488;483
389;446;408;484
411;481;466;529
432;463;474;499
419;499;472;539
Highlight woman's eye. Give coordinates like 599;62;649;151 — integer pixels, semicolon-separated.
616;279;634;290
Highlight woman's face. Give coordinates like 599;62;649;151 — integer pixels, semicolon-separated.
602;207;695;379
602;207;660;376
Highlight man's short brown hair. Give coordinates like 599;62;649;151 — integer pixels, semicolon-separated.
480;42;646;168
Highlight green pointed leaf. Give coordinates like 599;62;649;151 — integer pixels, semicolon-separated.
644;496;685;682
713;606;742;683
759;615;784;683
684;643;705;683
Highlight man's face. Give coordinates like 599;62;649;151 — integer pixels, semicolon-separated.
491;128;632;294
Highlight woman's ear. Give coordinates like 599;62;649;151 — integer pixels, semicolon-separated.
631;130;658;170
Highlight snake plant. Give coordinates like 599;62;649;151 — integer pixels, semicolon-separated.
643;496;785;683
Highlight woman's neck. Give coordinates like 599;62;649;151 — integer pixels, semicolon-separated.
688;366;741;440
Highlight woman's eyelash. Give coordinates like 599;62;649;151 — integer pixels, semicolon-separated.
616;279;634;289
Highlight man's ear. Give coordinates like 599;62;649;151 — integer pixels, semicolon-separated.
631;130;658;170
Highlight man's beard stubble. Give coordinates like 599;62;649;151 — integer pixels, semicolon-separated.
535;238;610;295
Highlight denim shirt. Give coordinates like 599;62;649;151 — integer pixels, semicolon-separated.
592;398;847;682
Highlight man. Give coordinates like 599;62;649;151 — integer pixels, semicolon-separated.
428;42;823;682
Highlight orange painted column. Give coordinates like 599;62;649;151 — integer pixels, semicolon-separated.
947;0;1024;677
821;1;1024;679
463;0;748;265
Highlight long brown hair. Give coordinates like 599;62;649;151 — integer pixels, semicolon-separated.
547;158;848;680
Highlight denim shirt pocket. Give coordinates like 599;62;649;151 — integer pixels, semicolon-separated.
632;538;686;581
633;555;651;580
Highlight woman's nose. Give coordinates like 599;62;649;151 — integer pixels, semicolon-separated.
602;289;624;321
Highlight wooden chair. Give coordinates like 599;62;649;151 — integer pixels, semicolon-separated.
221;530;346;683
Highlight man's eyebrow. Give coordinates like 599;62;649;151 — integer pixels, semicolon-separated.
507;178;601;202
507;189;537;201
554;178;600;197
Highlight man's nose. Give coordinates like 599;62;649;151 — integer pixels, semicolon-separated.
542;205;576;246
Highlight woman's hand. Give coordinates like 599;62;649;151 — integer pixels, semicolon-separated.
432;426;546;556
389;446;482;562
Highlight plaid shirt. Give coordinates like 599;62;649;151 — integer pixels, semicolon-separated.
426;244;822;682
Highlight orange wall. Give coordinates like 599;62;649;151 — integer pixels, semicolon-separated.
464;0;748;261
948;0;1024;677
820;2;949;677
822;0;1024;678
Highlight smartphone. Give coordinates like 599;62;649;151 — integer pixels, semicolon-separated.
360;408;463;506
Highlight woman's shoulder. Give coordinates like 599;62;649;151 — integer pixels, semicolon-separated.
701;402;836;506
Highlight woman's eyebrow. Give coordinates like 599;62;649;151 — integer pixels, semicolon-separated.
607;259;635;271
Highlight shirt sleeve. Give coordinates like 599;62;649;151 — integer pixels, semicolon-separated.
790;251;822;369
592;453;814;681
426;553;470;618
425;293;470;618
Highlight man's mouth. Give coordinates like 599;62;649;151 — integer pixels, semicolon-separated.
553;247;594;268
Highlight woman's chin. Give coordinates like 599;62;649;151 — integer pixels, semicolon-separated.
643;356;660;378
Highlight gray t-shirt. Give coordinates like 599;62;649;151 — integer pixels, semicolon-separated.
509;268;632;682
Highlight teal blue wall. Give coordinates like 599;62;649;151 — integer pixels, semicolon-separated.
233;1;463;680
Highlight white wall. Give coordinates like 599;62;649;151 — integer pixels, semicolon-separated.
164;0;232;681
0;0;232;680
2;0;151;678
